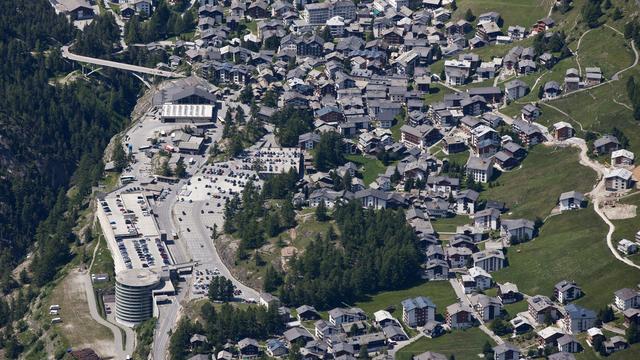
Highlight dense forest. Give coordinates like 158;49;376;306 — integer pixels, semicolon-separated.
276;202;421;309
0;0;140;344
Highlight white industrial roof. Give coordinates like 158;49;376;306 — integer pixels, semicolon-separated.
162;104;213;118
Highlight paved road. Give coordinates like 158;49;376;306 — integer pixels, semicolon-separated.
81;274;133;358
449;279;504;345
173;200;260;300
153;288;188;360
61;45;185;78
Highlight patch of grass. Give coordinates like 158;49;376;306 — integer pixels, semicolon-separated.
423;83;454;105
576;342;640;360
391;117;405;142
244;20;258;34
492;207;640;311
435;149;470;166
345;154;387;186
503;300;528;320
455;0;551;29
396;327;493;360
293;218;335;249
90;231;116;291
431;215;471;233
481;146;597;220
354;281;458;321
611;193;640;264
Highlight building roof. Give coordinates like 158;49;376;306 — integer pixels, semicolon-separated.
612;149;634;160
564;304;596;319
615;288;639;301
493;342;519;354
413;352;447;360
402;296;436;311
466;156;493;171
559;191;585;202
605;168;633;180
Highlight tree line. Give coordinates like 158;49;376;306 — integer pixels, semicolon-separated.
0;0;141;355
169;303;285;360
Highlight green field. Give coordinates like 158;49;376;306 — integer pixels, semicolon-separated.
434;149;470;166
576;343;640;360
502;300;528;319
395;327;493;360
391;117;405;142
431;215;471;233
455;0;552;29
481;146;597;220
492;207;640;311
292;217;336;249
354;281;458;321
345;154;387;186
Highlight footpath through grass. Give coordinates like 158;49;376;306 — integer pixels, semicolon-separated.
492;207;640;311
481;145;597;220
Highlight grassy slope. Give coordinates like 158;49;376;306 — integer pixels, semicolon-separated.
354;281;457;321
577;26;635;78
492;207;640;311
455;0;552;29
481;146;597;220
395;327;493;360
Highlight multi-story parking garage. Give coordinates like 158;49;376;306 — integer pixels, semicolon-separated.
115;267;164;326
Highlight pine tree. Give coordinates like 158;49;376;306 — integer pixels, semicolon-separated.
316;200;329;222
175;158;187;178
464;9;475;22
627;322;640;344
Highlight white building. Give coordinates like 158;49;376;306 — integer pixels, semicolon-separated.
466;156;494;183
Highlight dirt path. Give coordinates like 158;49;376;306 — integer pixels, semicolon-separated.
574;29;594;76
557;138;640;270
539;102;586;131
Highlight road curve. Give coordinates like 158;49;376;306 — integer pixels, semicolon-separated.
61;45;185;78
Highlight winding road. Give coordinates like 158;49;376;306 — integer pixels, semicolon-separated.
559;138;640;271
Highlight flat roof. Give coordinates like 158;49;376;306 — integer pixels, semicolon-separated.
162;104;214;118
116;267;162;288
98;192;169;273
